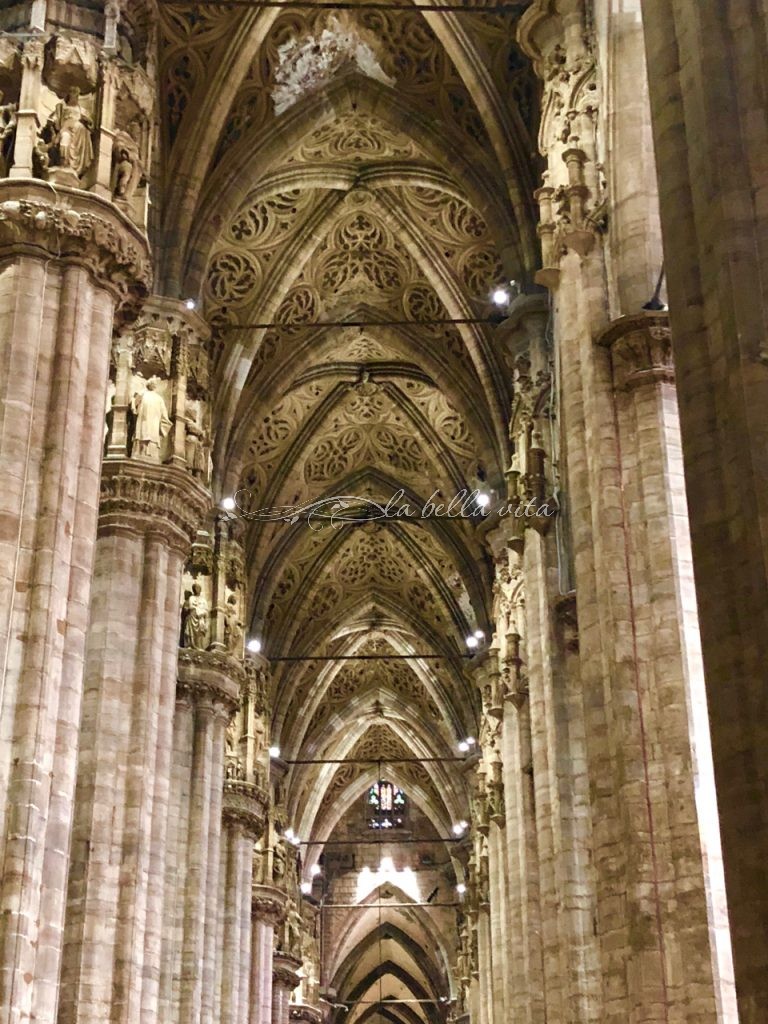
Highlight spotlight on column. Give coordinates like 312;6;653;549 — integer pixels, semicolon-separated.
247;638;262;654
458;740;470;753
476;492;491;509
456;883;467;895
465;736;476;747
452;821;468;836
465;635;479;650
285;827;295;840
473;630;485;641
491;286;510;307
221;496;237;511
300;881;312;894
268;745;281;758
310;864;321;877
184;298;197;311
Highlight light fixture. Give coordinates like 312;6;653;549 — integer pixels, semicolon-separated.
310;864;321;877
247;638;262;654
458;740;469;753
291;834;302;847
491;287;509;306
476;492;491;509
300;881;312;894
465;635;479;650
473;629;485;640
268;745;281;758
284;827;294;840
221;496;236;511
465;736;476;747
456;883;467;895
184;298;197;311
452;821;468;836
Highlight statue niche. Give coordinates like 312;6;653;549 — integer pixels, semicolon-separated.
180;563;212;651
43;86;94;185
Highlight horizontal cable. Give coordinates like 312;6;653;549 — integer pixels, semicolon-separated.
159;0;524;10
282;755;465;763
269;653;470;661
321;901;459;908
302;836;462;845
218;317;498;330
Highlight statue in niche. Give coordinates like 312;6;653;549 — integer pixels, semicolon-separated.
0;92;17;176
224;593;243;655
45;87;94;179
111;130;143;203
181;582;209;650
272;839;287;884
184;418;208;479
131;376;171;461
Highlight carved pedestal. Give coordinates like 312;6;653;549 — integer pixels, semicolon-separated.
59;460;209;1024
0;181;149;1024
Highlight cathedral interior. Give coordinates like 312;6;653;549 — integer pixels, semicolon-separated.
0;1;766;1023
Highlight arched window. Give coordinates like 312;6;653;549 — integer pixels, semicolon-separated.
367;781;406;829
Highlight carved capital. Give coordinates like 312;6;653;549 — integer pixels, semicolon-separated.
0;181;151;316
273;953;303;991
252;884;288;926
98;459;210;551
290;1006;325;1024
177;649;242;716
222;779;269;839
597;313;674;390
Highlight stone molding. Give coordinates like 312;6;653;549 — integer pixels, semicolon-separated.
0;180;151;314
252;884;288;927
273;953;303;990
222;779;269;838
290;1005;325;1024
98;458;211;551
177;649;242;716
597;313;674;390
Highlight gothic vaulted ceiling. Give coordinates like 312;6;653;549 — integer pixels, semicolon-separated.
158;2;539;1017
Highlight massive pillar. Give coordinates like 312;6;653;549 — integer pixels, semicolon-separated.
0;181;149;1024
640;3;768;1018
512;5;734;1018
58;299;211;1024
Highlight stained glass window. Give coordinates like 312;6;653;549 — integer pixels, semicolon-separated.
367;781;406;829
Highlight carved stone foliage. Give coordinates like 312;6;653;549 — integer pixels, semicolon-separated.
598;314;674;390
0;184;151;309
204;6;497;169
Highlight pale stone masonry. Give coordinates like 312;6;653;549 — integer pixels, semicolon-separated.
0;2;763;1024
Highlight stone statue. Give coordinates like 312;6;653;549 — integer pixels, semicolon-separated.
223;593;243;655
181;582;209;650
46;87;94;179
184;419;207;478
131;377;171;461
0;92;17;176
272;839;287;883
111;130;142;203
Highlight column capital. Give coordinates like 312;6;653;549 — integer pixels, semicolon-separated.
0;180;151;316
597;312;674;390
252;884;288;926
290;1005;325;1024
222;778;269;839
98;458;210;551
177;649;243;716
272;952;303;991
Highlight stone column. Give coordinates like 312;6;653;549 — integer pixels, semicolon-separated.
162;652;241;1024
0;181;149;1024
641;4;768;1019
220;785;268;1024
517;3;732;1020
271;955;302;1024
58;460;209;1024
250;887;287;1024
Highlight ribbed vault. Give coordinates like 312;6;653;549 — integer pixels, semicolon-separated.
157;2;538;1018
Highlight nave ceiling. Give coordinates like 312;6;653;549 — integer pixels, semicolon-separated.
157;3;541;1020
